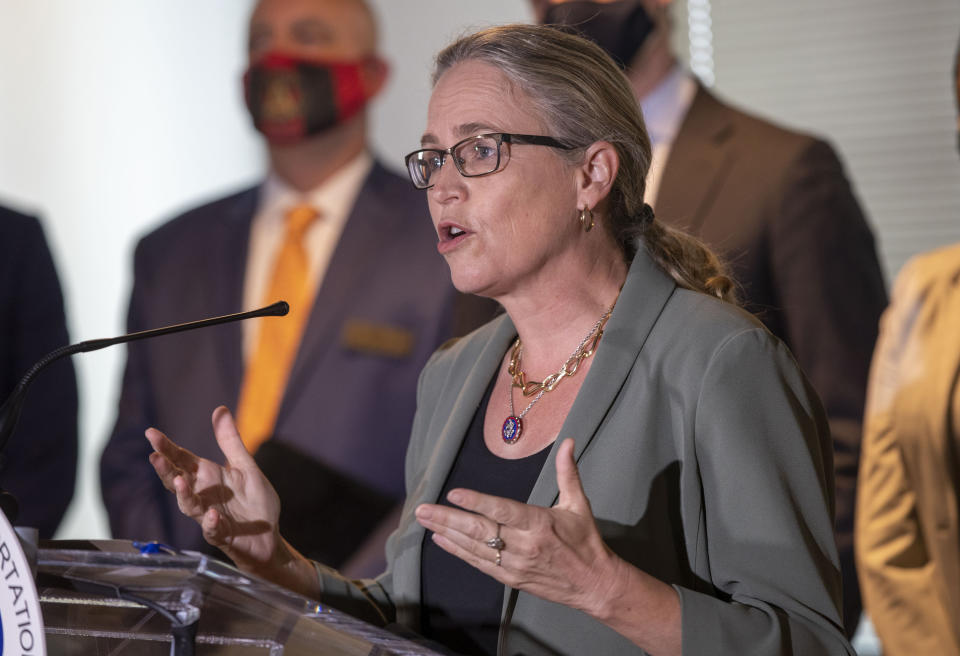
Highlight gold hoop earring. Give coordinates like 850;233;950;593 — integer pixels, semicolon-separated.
579;206;594;232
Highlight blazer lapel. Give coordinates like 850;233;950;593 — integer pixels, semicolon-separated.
501;248;677;627
393;314;518;625
213;186;258;402
281;164;395;405
526;248;677;509
929;270;960;616
418;315;518;507
655;84;736;235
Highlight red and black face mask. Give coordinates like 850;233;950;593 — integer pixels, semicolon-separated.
243;52;377;145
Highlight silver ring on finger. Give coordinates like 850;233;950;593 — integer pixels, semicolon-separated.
485;522;505;551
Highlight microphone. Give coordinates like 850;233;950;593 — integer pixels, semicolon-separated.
0;300;289;522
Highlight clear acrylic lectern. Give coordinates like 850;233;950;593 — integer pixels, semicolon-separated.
36;539;441;655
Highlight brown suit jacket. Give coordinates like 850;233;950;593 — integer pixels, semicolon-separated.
655;84;888;633
856;243;960;656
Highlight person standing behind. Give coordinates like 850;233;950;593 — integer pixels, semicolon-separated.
533;0;887;635
100;0;493;575
855;43;960;656
0;203;78;538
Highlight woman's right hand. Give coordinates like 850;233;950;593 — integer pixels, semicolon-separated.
146;405;319;597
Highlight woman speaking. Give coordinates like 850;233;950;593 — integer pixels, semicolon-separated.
146;24;853;656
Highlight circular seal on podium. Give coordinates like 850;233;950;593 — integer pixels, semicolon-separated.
0;512;45;655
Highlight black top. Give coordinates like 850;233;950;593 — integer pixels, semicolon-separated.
420;375;552;656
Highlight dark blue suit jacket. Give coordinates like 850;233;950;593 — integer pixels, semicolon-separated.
100;163;494;563
0;205;78;538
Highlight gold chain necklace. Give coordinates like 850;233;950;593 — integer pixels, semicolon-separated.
501;305;614;444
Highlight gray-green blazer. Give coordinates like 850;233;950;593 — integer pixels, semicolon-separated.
317;247;854;655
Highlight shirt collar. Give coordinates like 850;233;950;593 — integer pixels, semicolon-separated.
258;150;374;222
639;65;698;147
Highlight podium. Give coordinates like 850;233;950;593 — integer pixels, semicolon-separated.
35;539;440;655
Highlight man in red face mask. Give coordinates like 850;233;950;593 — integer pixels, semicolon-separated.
101;0;495;577
243;0;387;185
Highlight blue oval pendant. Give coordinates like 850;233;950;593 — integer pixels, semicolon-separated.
502;416;522;444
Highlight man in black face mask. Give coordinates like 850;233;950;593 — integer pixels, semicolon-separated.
534;0;887;639
101;0;495;578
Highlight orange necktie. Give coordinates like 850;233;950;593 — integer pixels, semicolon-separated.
236;204;320;452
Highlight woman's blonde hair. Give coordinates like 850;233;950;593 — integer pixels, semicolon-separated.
433;24;737;303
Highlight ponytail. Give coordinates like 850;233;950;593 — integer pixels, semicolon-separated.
620;205;739;304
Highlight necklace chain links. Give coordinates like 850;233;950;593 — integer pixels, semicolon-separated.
507;307;613;397
501;304;614;444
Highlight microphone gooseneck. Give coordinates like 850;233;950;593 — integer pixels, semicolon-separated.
0;300;289;520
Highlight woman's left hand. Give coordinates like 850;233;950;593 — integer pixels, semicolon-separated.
414;438;621;617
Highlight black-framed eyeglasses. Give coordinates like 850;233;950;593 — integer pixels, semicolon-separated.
404;132;574;190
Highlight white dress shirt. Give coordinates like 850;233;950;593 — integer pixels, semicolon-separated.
639;65;697;207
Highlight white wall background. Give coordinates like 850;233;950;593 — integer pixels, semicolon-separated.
0;2;956;564
0;0;261;541
369;2;534;171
